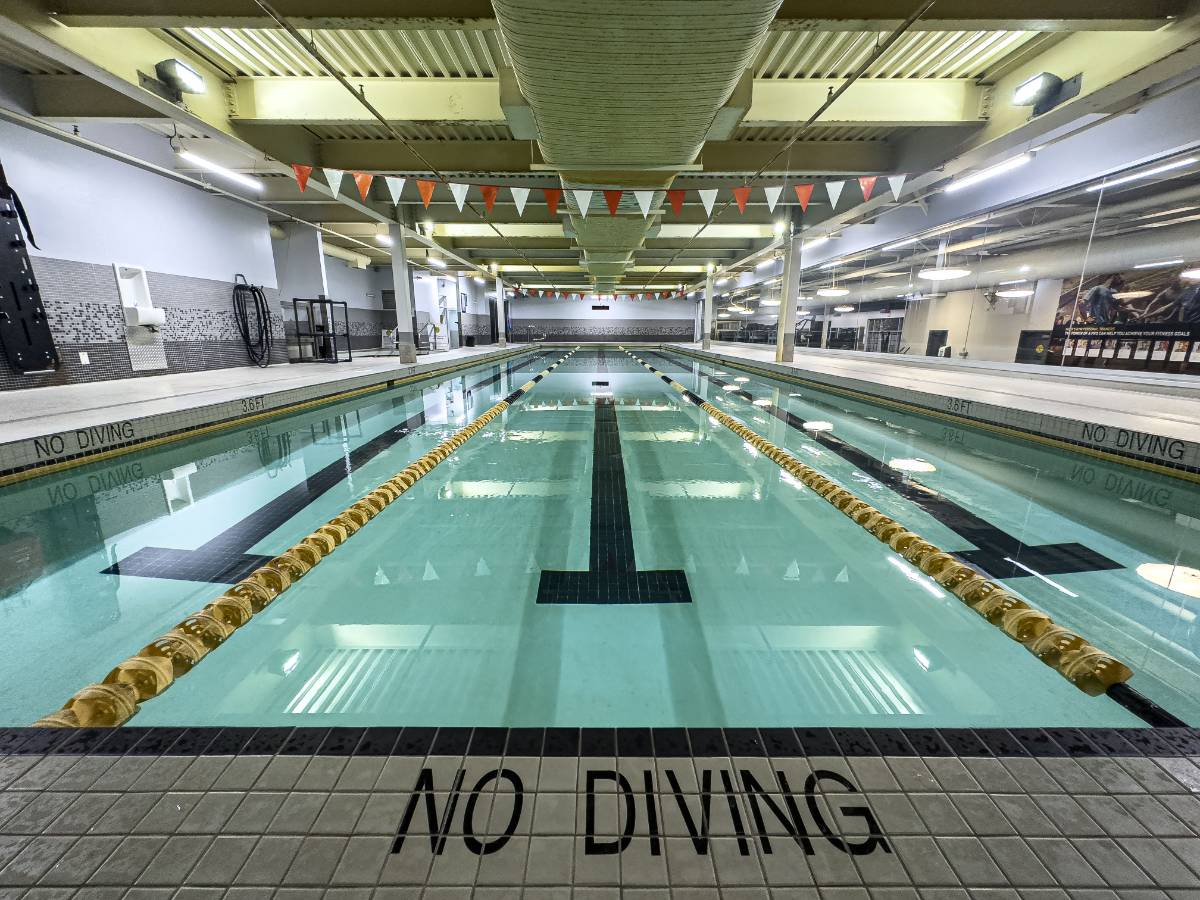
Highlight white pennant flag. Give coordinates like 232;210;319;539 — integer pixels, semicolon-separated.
698;188;718;217
825;180;845;209
384;176;405;206
510;186;530;217
634;190;654;218
322;168;344;196
448;182;470;211
887;174;907;202
763;184;783;213
572;189;593;217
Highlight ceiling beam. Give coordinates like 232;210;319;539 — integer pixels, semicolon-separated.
747;79;988;127
27;73;168;120
318;139;544;172
230;77;502;124
699;140;894;174
45;0;1182;30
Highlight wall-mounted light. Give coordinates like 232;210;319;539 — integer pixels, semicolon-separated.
374;233;393;246
176;149;263;192
152;58;206;101
1012;72;1062;107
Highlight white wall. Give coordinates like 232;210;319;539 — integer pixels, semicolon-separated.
900;279;1061;361
0;120;277;287
325;257;378;309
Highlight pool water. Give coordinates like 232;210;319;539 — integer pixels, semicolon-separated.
2;347;1197;728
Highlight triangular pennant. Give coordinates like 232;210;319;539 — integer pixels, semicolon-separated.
887;174;907;202
825;180;845;209
480;185;499;214
733;186;751;214
511;186;530;216
763;184;783;213
666;189;686;216
698;188;718;217
352;172;374;202
291;163;312;192
794;183;814;212
858;176;877;202
448;182;470;211
543;188;562;216
603;189;623;216
572;189;593;217
384;176;405;205
322;167;344;196
634;190;654;218
416;179;436;208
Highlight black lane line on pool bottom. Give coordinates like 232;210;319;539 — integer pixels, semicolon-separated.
645;352;1121;582
536;391;691;604
102;354;554;585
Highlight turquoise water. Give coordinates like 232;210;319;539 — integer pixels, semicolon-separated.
2;347;1196;728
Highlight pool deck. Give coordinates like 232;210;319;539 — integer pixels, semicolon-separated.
666;342;1200;481
1;725;1199;896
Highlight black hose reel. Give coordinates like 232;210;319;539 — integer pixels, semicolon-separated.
232;273;273;368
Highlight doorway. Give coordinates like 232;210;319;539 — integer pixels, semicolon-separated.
925;329;949;357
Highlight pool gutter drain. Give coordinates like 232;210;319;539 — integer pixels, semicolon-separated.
33;350;578;728
621;348;1134;700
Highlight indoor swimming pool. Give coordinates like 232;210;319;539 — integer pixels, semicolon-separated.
2;348;1197;730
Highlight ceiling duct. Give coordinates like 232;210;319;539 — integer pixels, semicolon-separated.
493;0;781;288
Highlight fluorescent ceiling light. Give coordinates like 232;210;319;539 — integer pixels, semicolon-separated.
833;304;854;312
998;278;1028;285
1088;157;1198;192
176;150;263;192
739;309;754;315
717;312;730;318
774;220;787;235
945;153;1032;193
918;267;971;281
761;298;780;306
155;58;205;94
756;258;775;268
374;233;393;246
427;256;447;268
1181;268;1200;280
817;286;849;297
996;288;1033;298
874;271;907;278
820;259;842;270
1133;259;1183;269
473;276;486;285
882;237;920;251
1113;290;1152;299
803;236;828;249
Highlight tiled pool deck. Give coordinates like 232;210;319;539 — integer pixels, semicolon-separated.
2;726;1200;897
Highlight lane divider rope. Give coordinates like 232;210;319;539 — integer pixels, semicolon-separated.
34;349;578;728
621;348;1133;698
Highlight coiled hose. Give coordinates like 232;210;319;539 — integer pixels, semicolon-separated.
232;274;273;367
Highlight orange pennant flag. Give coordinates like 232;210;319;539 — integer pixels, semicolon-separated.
480;185;499;214
603;189;623;216
417;179;436;208
858;176;878;201
666;189;686;216
794;183;814;213
291;164;312;192
733;186;751;214
543;188;562;216
352;172;374;202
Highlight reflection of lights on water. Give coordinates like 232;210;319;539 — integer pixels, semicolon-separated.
888;556;945;599
789;392;803;398
735;377;749;383
743;441;759;457
913;648;931;671
780;470;803;489
723;384;739;391
888;457;937;473
753;398;771;406
803;420;834;432
281;651;301;677
1137;563;1200;599
1002;557;1077;597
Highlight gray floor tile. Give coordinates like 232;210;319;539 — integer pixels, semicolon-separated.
38;835;122;885
329;836;390;886
933;838;1007;887
185;835;257;886
233;836;303;885
0;837;78;886
135;835;211;886
283;837;348;885
87;836;165;885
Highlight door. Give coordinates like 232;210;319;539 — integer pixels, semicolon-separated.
925;329;949;357
488;298;499;343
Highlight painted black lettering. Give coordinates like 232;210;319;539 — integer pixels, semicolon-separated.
584;770;635;855
665;768;712;854
33;435;64;459
1082;423;1108;444
719;769;751;856
804;770;891;856
462;769;523;856
740;770;814;855
643;770;661;857
391;768;466;855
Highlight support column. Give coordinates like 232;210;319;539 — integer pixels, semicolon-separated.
701;272;715;349
495;276;507;346
775;229;802;363
388;223;418;363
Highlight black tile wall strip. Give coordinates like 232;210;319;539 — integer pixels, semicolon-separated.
3;724;1199;756
664;345;1200;481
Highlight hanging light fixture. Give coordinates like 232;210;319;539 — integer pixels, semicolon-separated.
918;238;970;282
